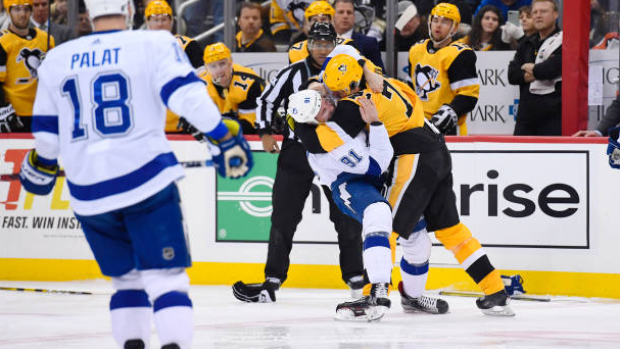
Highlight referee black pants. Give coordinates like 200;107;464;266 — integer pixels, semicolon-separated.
264;139;363;285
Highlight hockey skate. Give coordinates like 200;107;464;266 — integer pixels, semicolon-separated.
347;275;365;299
398;282;449;314
124;340;145;349
335;283;391;322
476;289;515;317
232;279;279;303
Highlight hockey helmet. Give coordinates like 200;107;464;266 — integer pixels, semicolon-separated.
287;90;323;125
3;0;33;10
323;54;363;96
304;1;334;22
145;0;172;19
84;0;134;21
430;3;461;26
308;22;337;46
203;42;231;64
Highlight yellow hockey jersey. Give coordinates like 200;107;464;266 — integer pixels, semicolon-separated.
296;78;442;156
164;35;205;132
408;39;479;135
270;0;313;36
0;28;54;117
201;63;265;133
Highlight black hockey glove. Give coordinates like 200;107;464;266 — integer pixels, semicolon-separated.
177;117;205;142
0;104;24;133
430;104;458;134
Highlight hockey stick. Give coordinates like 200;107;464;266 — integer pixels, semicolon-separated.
0;160;213;182
0;286;95;296
439;290;551;302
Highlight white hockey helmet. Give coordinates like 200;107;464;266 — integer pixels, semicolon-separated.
84;0;134;23
287;90;323;125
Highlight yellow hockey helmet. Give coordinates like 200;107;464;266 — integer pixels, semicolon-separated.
3;0;33;10
304;1;334;22
430;3;461;26
323;54;363;96
203;42;231;64
145;0;173;19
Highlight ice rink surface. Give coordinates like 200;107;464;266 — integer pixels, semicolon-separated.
1;280;619;349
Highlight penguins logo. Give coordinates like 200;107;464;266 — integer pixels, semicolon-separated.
414;64;441;101
16;48;44;83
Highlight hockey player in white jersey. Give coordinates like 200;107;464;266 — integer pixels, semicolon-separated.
287;89;393;321
18;1;253;349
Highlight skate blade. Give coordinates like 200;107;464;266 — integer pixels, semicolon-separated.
480;305;515;317
334;306;388;322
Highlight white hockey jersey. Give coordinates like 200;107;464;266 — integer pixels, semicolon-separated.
307;122;393;187
31;30;223;216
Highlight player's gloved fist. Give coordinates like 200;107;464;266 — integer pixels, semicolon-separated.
0;103;23;132
207;118;254;179
430;104;458;134
19;149;59;195
607;126;620;169
177;117;205;142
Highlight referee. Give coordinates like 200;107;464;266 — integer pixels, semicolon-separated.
232;22;364;303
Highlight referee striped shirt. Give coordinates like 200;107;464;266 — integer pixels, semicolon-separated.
255;56;321;141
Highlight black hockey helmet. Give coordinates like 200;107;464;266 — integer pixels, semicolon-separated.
308;22;337;46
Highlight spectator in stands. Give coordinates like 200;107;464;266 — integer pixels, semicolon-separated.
508;0;562;136
392;1;424;51
0;3;9;30
333;0;384;70
269;0;314;45
236;2;276;52
518;5;536;37
573;94;620;137
50;0;67;25
201;43;265;135
458;5;510;50
289;0;334;45
183;0;223;42
0;0;54;133
31;0;73;45
77;4;91;37
475;0;532;21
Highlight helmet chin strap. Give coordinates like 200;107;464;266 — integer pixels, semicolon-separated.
427;20;457;46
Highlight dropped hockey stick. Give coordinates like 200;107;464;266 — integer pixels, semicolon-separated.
439;290;551;302
0;286;97;296
0;160;213;182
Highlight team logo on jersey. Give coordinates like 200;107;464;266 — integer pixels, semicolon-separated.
414;64;441;101
162;247;175;260
16;47;44;83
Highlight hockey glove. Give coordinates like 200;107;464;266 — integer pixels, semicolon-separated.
0;103;23;133
19;149;59;195
232;281;276;303
206;118;253;179
430;104;458;134
177;117;205;142
607;126;620;169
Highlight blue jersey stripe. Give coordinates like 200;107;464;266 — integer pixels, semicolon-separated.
67;152;179;201
32;115;59;134
160;72;204;106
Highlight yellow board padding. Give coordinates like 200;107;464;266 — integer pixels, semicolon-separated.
2;258;620;299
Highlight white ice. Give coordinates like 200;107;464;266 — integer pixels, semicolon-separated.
1;280;619;349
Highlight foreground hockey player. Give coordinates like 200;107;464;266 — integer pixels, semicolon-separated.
319;54;514;317
287;90;394;321
19;1;253;348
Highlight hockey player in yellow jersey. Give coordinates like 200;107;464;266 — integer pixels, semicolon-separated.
408;3;479;135
0;0;54;132
318;54;514;317
269;0;314;43
201;42;265;135
144;0;206;133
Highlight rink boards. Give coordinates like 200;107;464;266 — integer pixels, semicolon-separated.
1;135;619;299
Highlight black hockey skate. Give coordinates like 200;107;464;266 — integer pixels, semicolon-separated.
398;282;449;314
476;289;515;316
335;283;391;322
161;344;180;349
124;340;145;349
347;275;365;299
232;279;279;303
